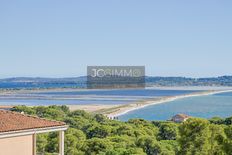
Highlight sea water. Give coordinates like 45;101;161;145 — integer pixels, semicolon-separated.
118;92;232;121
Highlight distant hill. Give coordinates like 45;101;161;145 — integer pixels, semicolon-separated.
0;77;86;83
0;77;86;89
0;76;232;89
146;76;232;86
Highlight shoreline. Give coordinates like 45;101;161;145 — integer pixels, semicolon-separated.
1;87;232;118
105;89;232;118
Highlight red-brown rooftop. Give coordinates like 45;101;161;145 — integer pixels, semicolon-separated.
0;110;66;133
173;114;190;119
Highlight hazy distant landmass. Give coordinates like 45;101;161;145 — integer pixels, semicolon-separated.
146;76;232;87
0;76;232;89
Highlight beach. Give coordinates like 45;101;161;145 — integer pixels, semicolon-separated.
67;104;120;112
103;89;232;118
1;88;232;118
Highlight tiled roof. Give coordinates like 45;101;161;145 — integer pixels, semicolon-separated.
173;114;190;119
0;110;66;133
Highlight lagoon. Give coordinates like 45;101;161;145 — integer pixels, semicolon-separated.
0;89;197;106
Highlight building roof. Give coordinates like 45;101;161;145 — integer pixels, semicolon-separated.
172;114;190;119
0;110;66;133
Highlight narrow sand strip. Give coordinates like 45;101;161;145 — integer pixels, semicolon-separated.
67;104;120;112
105;90;232;118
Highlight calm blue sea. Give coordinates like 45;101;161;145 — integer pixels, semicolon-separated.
118;92;232;121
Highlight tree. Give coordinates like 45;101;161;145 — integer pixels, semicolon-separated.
68;110;92;119
65;128;86;154
64;116;91;130
209;117;224;125
48;105;70;114
107;135;136;148
94;114;108;123
115;124;136;137
159;140;177;155
37;133;48;154
224;116;232;125
136;136;161;155
128;119;151;127
223;125;232;154
128;119;159;137
12;105;231;155
208;124;226;155
43;108;66;120
158;122;179;140
160;140;179;155
86;125;112;138
178;118;211;155
45;132;59;153
35;106;48;117
12;105;36;115
84;138;113;155
106;147;146;155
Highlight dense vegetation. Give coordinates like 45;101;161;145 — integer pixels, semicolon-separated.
13;105;232;155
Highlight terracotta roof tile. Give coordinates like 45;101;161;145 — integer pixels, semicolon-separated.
0;110;66;133
173;114;191;119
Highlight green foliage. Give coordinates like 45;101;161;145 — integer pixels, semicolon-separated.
83;138;113;155
13;105;232;155
68;110;92;119
224;117;232;125
94;114;109;123
107;135;136;148
160;140;178;155
209;124;226;155
178;118;227;155
158;122;179;140
87;125;112;138
209;117;225;125
178;118;211;155
223;125;232;154
65;128;86;154
136;136;161;155
37;133;48;154
12;105;36;115
45;132;59;153
106;147;146;155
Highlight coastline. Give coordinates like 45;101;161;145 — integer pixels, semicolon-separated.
1;87;232;118
104;89;232;118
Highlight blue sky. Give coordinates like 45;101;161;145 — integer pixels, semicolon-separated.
0;0;232;78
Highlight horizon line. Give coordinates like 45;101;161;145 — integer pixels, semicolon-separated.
1;75;232;80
